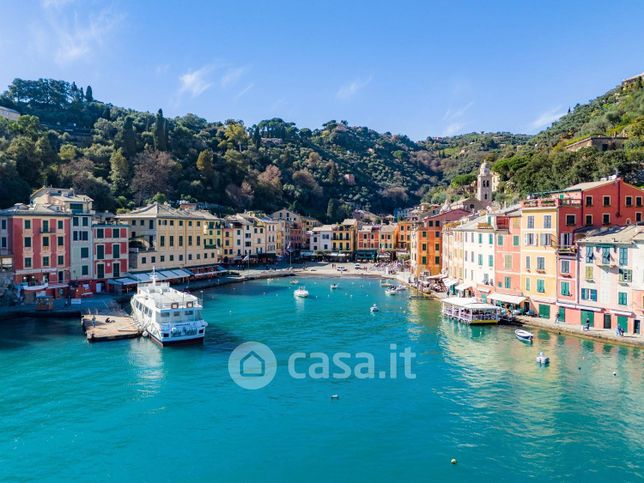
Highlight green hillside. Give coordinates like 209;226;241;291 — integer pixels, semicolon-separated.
0;78;524;219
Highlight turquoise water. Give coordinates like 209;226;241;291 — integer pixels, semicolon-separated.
1;277;643;482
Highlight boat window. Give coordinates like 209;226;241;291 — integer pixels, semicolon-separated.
174;312;180;317
161;312;170;317
163;333;169;338
185;310;193;316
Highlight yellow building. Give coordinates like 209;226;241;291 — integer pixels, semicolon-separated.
332;218;357;256
117;202;220;272
519;199;558;318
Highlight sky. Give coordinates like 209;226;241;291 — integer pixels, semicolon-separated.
1;0;643;140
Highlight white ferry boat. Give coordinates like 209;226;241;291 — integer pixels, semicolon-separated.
130;274;207;346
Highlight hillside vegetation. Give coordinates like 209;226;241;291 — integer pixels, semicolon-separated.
491;77;644;201
0;78;524;219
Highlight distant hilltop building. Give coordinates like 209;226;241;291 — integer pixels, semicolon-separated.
476;160;493;204
622;72;644;89
0;106;20;121
565;136;628;153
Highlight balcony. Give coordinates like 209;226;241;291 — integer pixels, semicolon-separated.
556;245;577;255
522;198;581;209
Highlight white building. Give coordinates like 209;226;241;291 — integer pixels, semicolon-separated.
309;225;334;253
456;214;496;298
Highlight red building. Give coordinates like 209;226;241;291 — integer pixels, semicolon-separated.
492;207;523;306
0;203;71;300
92;223;129;291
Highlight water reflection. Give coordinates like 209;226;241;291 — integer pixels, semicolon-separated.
128;339;165;397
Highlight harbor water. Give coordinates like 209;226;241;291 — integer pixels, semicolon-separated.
0;277;642;481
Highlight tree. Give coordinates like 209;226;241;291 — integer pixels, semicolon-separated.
117;116;137;158
109;148;129;195
85;85;93;102
196;149;214;177
154;108;168;151
130;150;179;205
252;125;261;148
7;136;42;186
326;198;338;221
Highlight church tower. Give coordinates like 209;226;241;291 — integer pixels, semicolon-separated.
476;160;492;205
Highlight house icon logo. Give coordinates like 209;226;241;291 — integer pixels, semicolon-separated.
228;341;277;389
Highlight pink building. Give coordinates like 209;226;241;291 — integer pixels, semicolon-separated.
92;223;129;290
490;207;525;310
0;203;71;301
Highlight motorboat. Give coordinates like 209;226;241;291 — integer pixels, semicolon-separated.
330;283;338;290
394;285;407;292
381;281;394;288
536;352;550;365
294;287;309;298
290;279;299;285
515;329;534;343
370;304;379;313
385;288;398;296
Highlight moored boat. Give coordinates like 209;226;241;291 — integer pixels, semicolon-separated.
290;279;299;285
370;304;379;313
294;287;309;298
385;288;398;296
130;273;207;346
441;297;501;325
515;329;534;343
330;283;338;290
536;352;550;365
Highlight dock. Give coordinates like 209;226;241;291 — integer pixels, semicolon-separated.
82;314;142;342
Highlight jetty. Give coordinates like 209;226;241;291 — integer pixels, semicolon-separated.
82;314;142;342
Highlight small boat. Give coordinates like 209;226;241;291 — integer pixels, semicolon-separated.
290;279;299;285
381;282;394;288
536;352;550;365
515;329;534;343
394;285;407;292
294;287;309;298
370;304;379;313
330;283;338;290
385;288;397;296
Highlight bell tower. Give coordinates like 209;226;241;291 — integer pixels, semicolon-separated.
477;160;492;205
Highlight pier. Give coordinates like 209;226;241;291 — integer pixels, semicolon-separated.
82;314;142;342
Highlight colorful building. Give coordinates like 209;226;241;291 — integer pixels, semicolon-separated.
92;223;129;289
575;225;642;334
489;207;526;310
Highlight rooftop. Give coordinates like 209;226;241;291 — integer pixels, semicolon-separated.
577;224;643;245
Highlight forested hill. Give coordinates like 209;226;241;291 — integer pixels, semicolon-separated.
491;76;644;202
0;78;527;219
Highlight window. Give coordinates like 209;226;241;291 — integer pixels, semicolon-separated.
57;255;64;265
504;255;512;269
478;254;483;266
24;257;32;268
527;216;535;229
24;219;31;229
42;220;49;233
96;228;104;239
603;196;610;207
540;233;550;246
585;246;594;263
536;279;545;293
525;256;531;270
585;196;593;207
625;196;633;207
525;278;531;291
478;234;482;244
618;247;627;266
96;245;104;260
488;255;493;267
619;268;632;283
544;215;552;229
142;257;147;264
585;266;594;281
169;236;174;247
513;235;519;247
561;281;571;296
81;265;89;276
488;234;493;244
585;215;593;226
581;288;598;301
24;237;32;248
602;214;610;225
57;236;64;246
566;215;576;226
57;220;63;230
160;235;165;247
618;292;627;306
113;244;120;258
638;212;643;223
525;233;536;246
537;257;545;271
43;236;49;247
498;235;504;246
82;217;89;227
637;196;643;207
81;247;89;258
601;247;611;264
504;277;511;289
561;260;570;274
42;256;49;267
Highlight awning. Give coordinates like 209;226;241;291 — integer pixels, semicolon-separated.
109;277;138;286
488;293;526;305
609;309;634;317
443;279;458;288
455;282;474;291
478;287;491;293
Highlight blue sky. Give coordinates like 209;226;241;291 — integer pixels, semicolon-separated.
1;0;643;139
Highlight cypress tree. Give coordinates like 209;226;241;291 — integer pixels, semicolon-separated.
154;108;168;151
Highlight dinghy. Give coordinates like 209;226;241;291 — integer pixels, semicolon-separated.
515;329;534;343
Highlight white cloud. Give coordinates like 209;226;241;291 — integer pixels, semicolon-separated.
441;102;473;136
221;66;249;88
36;5;123;65
235;83;255;100
530;107;566;130
336;76;372;100
178;66;214;97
